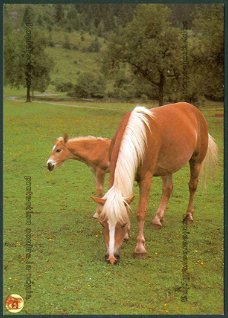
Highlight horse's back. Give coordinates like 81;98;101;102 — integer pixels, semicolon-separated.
152;102;205;125
145;102;208;176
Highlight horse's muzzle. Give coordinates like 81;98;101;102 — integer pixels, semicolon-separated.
47;162;54;171
105;253;120;265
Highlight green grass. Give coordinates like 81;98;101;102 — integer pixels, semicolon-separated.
45;29;105;86
46;47;100;86
49;29;105;50
3;96;223;314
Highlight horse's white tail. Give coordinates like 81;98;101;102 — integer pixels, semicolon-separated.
201;134;218;188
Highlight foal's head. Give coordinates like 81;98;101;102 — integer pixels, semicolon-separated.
92;195;134;265
47;134;73;171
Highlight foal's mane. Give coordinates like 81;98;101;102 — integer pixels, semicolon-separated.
101;106;154;225
57;136;109;143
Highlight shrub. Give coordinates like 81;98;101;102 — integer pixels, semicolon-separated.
87;38;101;52
69;72;106;98
63;35;71;49
55;82;74;92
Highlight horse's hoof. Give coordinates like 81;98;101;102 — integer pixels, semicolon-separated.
123;233;130;241
93;212;99;219
151;223;162;229
183;214;193;224
151;216;162;229
134;244;147;257
183;218;193;225
133;252;147;259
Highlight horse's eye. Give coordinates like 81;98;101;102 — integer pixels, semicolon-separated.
121;224;126;228
56;149;62;153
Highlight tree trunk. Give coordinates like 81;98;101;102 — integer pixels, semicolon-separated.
25;63;32;102
158;72;165;106
26;84;31;102
24;12;32;103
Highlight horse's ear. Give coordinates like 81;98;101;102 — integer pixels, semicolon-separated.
124;195;134;206
63;133;68;143
91;196;106;205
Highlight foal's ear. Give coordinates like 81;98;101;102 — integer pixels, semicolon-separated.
124;195;134;206
91;196;106;205
63;133;68;143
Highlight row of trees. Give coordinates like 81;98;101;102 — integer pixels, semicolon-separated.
4;4;224;104
4;4;137;36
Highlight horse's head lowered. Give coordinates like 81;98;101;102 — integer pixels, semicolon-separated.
91;195;134;264
47;134;73;171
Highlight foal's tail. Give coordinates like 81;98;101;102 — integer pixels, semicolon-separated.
201;134;218;188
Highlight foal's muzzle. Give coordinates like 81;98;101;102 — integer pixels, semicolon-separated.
47;162;54;171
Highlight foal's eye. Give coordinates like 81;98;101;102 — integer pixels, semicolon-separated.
56;149;62;153
121;224;126;228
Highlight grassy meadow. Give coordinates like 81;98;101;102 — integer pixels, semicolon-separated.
46;29;104;87
46;46;100;86
3;92;224;314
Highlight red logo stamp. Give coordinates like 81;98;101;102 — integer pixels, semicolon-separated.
5;294;24;313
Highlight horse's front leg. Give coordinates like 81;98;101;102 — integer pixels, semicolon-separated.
134;172;153;257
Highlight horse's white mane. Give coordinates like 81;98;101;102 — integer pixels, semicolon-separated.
101;106;154;225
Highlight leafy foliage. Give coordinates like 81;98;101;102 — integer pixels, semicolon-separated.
189;5;224;101
103;5;182;105
4;6;53;99
69;72;106;99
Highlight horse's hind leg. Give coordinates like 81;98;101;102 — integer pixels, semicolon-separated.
183;159;202;224
151;174;173;228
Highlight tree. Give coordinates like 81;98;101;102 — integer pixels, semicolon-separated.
188;4;224;101
23;6;33;102
4;6;53;102
70;72;106;99
103;5;182;105
54;4;65;26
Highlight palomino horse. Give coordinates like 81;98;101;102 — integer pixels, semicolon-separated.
47;134;111;196
92;102;218;264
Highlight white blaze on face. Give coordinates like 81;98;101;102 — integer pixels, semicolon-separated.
46;158;56;166
108;221;116;256
52;145;56;151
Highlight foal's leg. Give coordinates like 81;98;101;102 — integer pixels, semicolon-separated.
123;222;131;241
93;168;106;218
183;160;201;224
95;168;106;196
151;174;173;228
134;172;153;256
